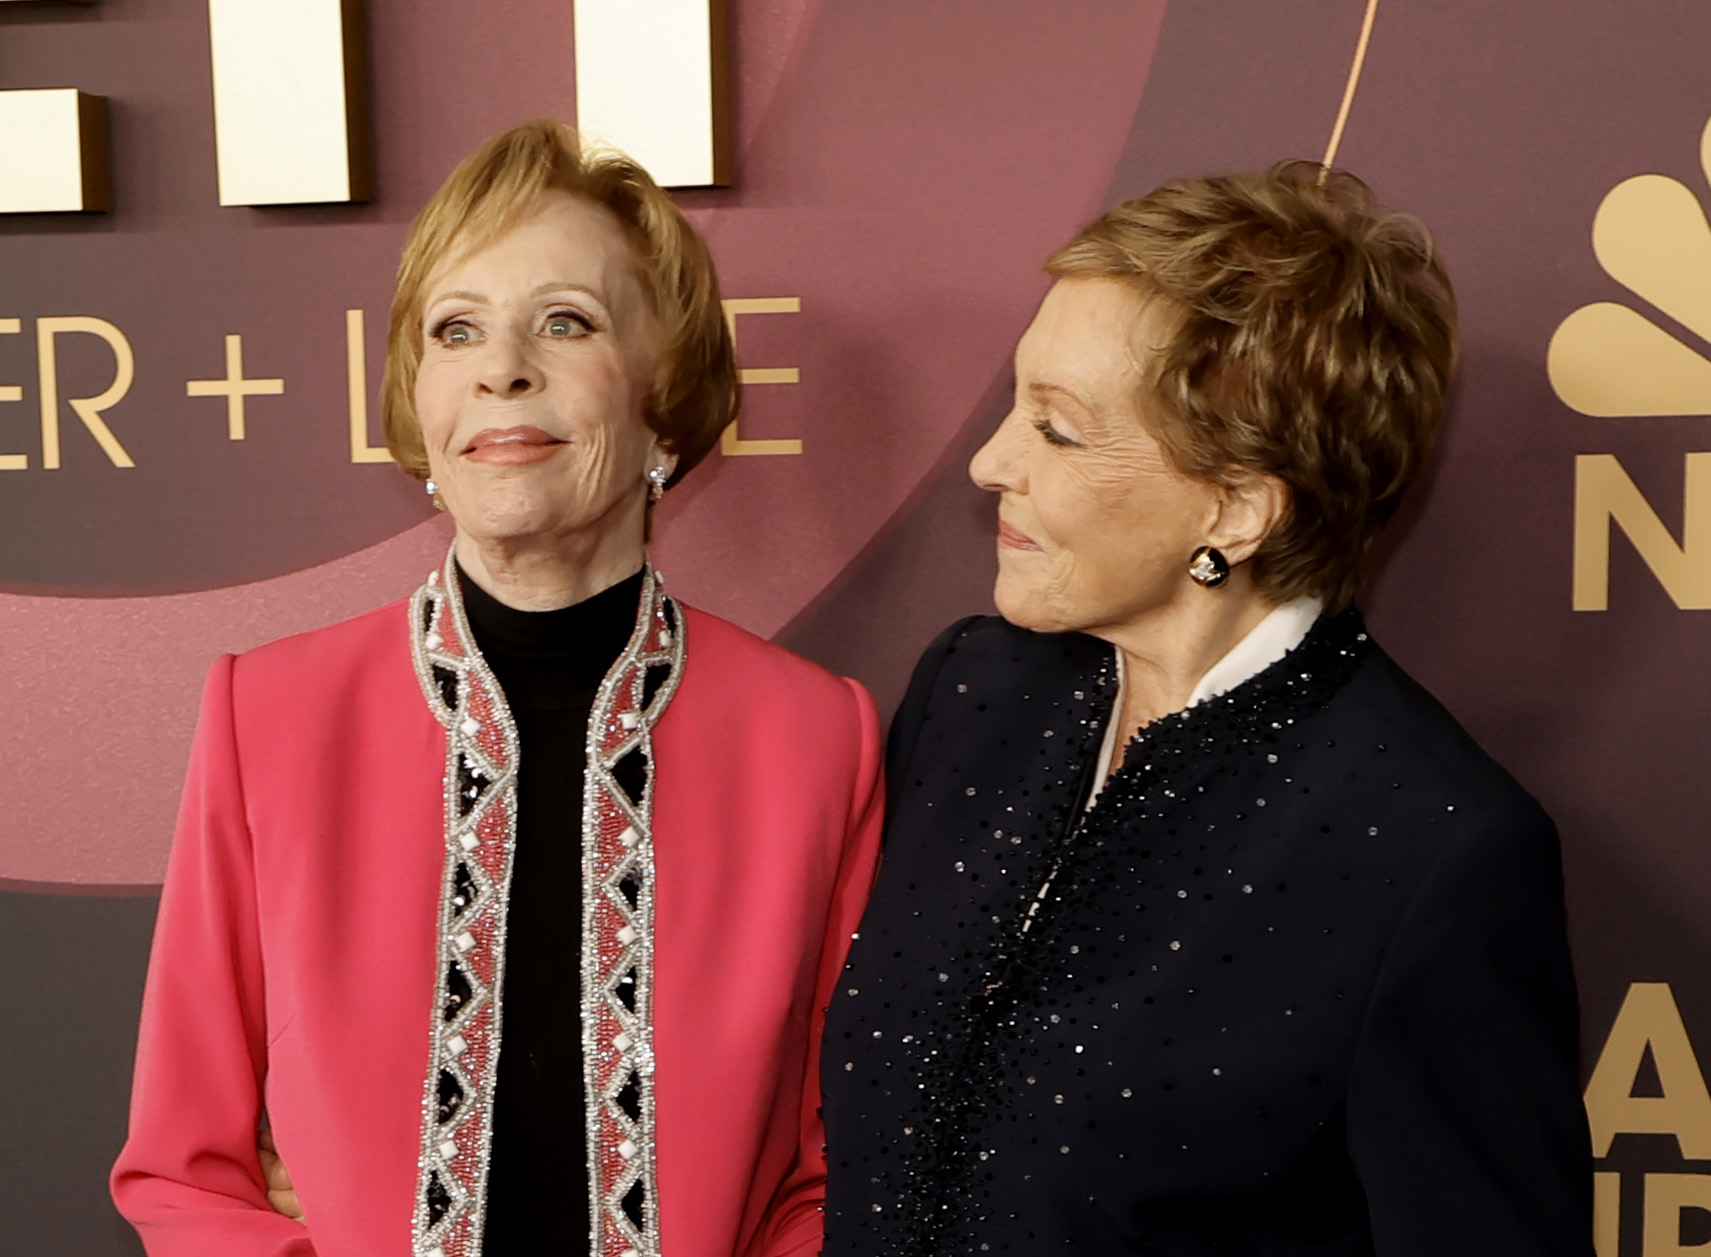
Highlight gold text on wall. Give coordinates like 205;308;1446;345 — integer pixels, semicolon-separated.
1554;114;1711;609
0;313;392;470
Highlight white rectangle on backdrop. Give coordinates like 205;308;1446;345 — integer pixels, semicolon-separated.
0;89;104;213
207;0;367;205
575;0;730;188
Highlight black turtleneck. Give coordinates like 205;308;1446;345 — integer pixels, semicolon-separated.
457;563;645;1252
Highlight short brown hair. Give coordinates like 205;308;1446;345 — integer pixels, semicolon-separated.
1046;161;1457;611
381;119;737;486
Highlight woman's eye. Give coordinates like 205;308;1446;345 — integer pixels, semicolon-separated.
433;320;477;347
544;312;590;338
1032;416;1077;447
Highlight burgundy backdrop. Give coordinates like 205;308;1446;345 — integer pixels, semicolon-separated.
3;2;1705;1253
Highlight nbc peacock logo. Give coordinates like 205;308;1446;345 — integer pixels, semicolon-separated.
1553;115;1711;612
1550;117;1711;416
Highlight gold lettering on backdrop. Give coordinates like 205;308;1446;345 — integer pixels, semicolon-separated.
186;334;284;440
1573;454;1711;611
36;316;134;469
1595;1171;1620;1257
345;309;392;463
0;318;26;470
1645;1174;1711;1257
1548;117;1711;617
1586;982;1711;1158
720;297;802;456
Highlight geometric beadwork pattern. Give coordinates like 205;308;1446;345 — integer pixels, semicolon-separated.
408;553;521;1257
580;564;681;1257
405;547;682;1257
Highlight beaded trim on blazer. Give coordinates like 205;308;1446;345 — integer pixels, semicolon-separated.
407;548;685;1257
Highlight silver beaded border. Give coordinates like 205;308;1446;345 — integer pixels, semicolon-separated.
408;549;523;1257
581;567;683;1257
404;547;682;1257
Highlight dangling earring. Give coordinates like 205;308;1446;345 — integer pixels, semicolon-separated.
1188;545;1229;588
647;465;669;502
425;479;446;512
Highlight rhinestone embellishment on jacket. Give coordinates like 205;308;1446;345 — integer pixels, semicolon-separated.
408;549;683;1257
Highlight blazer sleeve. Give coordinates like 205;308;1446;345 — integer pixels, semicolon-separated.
110;655;317;1257
1346;801;1594;1257
745;676;886;1257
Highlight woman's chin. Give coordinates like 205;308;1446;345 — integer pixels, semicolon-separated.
993;583;1068;635
448;485;642;555
454;504;580;548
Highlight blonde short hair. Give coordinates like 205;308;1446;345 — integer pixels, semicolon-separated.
1047;161;1458;611
381;119;737;485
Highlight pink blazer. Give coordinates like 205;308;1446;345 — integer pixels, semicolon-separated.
112;594;884;1257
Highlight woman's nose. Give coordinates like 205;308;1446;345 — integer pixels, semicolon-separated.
969;410;1023;492
475;327;542;398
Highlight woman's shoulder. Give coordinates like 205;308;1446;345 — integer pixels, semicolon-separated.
921;613;1104;660
909;613;1112;676
1338;640;1549;828
675;602;874;716
903;614;1111;710
225;595;415;701
883;615;1112;788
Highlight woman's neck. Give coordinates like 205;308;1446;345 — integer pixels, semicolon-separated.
1096;575;1275;739
453;528;645;611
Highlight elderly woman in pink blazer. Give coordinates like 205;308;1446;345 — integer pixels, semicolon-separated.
111;120;883;1257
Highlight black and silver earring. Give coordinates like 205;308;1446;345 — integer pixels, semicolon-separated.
647;465;669;501
1188;545;1230;588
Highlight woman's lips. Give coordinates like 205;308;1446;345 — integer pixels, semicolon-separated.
997;520;1042;552
462;425;564;465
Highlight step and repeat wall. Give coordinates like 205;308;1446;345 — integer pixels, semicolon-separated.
3;2;1707;1252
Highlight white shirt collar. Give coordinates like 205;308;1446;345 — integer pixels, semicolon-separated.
1184;595;1324;708
1086;595;1325;806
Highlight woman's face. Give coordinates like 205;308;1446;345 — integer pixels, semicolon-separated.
969;277;1227;638
415;190;661;555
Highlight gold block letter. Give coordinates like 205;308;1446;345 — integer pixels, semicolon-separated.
1586;982;1711;1158
1574;453;1711;610
1596;1171;1620;1257
346;309;391;463
721;297;802;456
0;317;25;470
1644;1173;1711;1257
37;316;134;469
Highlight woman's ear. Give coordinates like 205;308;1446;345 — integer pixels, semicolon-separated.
1207;472;1288;566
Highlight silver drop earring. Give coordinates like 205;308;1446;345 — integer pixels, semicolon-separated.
647;466;669;501
425;479;446;512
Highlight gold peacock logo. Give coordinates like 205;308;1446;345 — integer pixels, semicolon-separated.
1550;117;1711;416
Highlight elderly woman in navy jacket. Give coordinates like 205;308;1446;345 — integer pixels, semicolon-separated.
823;164;1592;1256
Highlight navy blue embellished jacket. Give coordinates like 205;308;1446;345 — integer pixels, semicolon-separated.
823;612;1592;1256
